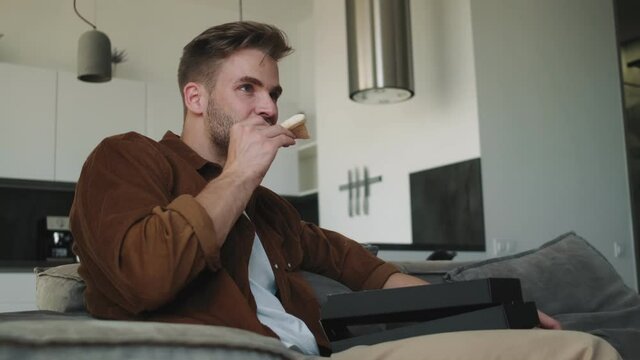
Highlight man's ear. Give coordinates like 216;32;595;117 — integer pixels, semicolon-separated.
183;82;208;115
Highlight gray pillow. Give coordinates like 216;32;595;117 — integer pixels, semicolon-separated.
444;232;640;315
34;263;86;313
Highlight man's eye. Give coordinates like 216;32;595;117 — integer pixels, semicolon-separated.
239;84;254;93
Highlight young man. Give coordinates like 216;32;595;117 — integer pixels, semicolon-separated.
70;22;618;359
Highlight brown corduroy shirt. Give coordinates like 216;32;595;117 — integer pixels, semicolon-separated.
69;131;399;354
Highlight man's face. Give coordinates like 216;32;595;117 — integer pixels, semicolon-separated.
205;48;282;154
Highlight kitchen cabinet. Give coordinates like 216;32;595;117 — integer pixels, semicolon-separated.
0;62;56;181
0;62;311;196
55;72;146;182
0;272;36;312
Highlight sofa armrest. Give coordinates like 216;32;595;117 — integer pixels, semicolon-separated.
392;261;476;284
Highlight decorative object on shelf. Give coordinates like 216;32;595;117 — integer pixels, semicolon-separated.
74;0;112;83
345;0;414;104
339;166;382;216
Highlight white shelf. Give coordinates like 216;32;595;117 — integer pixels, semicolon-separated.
298;188;318;197
297;142;317;195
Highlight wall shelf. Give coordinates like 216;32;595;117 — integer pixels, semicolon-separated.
297;142;317;195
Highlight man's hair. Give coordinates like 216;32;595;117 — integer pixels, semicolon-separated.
178;21;293;99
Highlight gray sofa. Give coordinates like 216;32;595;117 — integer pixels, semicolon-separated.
1;232;639;359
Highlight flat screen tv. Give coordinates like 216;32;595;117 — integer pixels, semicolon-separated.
401;158;486;251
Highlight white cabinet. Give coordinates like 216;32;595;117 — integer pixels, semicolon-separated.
0;63;56;181
0;64;309;196
55;72;146;182
0;272;36;312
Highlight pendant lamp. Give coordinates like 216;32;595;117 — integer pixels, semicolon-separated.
74;0;111;82
346;0;414;104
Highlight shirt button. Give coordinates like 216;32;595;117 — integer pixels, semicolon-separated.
287;263;292;268
274;263;279;269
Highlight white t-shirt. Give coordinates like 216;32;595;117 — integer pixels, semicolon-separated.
248;231;320;355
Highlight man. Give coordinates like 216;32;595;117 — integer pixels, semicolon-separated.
70;21;618;359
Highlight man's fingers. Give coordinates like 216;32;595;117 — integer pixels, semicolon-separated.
263;124;295;139
537;310;562;330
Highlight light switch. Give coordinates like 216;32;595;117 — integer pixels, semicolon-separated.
493;239;515;256
614;242;624;258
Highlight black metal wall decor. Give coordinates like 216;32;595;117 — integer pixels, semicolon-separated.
339;166;382;216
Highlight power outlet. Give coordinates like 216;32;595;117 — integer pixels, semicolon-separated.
493;239;516;256
614;242;624;258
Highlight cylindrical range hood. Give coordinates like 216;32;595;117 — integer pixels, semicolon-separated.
346;0;414;104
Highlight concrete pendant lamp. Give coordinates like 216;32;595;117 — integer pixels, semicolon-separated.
74;0;111;82
346;0;414;104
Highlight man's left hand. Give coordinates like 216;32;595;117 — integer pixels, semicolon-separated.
382;273;430;289
537;310;562;330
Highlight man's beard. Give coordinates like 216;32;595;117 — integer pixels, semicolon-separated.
206;102;236;157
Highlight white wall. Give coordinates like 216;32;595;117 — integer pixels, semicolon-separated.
471;0;637;288
314;0;481;248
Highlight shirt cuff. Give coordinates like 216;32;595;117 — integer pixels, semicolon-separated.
361;262;401;290
167;194;221;270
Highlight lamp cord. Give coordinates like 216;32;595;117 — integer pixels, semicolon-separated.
239;0;243;21
73;0;97;30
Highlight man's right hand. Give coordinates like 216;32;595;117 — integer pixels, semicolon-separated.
224;117;296;189
194;117;294;249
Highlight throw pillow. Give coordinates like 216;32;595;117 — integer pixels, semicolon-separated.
34;263;86;313
443;232;640;315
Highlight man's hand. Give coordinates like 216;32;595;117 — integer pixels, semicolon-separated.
382;273;430;289
194;118;294;250
224;117;296;188
538;310;562;330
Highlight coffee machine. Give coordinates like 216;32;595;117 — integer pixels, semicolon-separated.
40;216;76;263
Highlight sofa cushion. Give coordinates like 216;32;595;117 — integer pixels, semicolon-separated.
0;317;299;360
444;232;640;316
34;263;85;313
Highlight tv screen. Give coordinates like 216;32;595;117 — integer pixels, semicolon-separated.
409;158;486;251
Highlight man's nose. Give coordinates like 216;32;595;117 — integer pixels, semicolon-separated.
256;94;278;124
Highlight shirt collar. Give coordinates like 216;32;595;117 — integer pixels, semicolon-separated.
159;131;223;179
